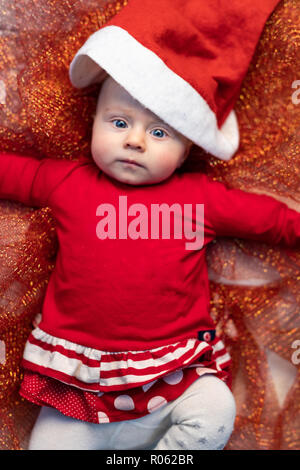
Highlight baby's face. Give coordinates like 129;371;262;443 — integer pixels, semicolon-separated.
91;77;191;185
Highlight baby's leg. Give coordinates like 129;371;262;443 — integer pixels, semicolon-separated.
28;406;117;450
29;406;166;450
153;374;236;450
28;375;235;450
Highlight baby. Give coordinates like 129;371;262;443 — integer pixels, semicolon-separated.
1;0;292;450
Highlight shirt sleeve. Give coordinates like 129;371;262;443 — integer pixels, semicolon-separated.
0;152;80;208
203;175;300;247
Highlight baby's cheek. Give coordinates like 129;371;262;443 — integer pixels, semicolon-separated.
91;134;109;163
158;151;182;173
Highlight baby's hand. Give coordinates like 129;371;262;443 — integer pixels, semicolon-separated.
32;313;42;328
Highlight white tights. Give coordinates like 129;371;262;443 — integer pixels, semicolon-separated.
28;374;236;450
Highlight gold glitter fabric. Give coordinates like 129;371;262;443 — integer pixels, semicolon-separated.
0;0;299;450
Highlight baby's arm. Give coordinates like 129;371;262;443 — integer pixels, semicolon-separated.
203;175;300;247
242;188;300;213
0;152;45;206
0;151;78;208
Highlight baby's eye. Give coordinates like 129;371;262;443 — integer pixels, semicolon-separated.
112;119;127;128
151;128;167;138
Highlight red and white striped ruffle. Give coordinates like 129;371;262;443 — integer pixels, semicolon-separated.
22;327;231;393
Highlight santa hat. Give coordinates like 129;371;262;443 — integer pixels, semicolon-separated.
69;0;280;161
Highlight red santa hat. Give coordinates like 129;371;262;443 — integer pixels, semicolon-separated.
69;0;280;161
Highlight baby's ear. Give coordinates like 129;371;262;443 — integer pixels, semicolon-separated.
177;146;191;168
182;141;193;161
186;140;193;155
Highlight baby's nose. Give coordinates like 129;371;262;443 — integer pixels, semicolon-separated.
124;128;146;152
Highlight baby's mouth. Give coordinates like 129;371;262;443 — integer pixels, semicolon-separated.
118;158;145;168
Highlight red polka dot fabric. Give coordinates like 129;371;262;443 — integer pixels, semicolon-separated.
20;359;231;424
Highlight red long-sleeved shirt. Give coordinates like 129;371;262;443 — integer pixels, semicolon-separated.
1;152;300;351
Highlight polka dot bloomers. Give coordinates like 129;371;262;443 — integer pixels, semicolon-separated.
19;328;231;424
